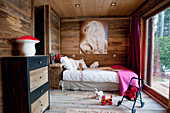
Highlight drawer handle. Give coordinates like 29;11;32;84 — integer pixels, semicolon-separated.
40;90;43;93
40;76;42;79
39;61;42;64
41;104;43;106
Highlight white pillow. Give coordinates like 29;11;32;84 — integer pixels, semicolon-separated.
69;58;88;70
60;56;74;70
69;58;78;70
75;59;87;69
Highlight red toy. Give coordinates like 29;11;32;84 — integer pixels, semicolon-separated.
117;77;145;113
124;87;138;101
101;95;112;105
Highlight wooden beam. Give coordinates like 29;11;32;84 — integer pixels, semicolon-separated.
44;5;50;55
31;0;35;36
131;0;168;17
140;18;147;81
50;8;60;55
61;16;130;22
144;2;170;20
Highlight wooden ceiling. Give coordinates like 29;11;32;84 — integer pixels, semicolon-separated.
34;0;146;18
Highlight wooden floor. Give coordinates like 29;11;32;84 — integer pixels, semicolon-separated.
45;90;168;113
152;81;169;98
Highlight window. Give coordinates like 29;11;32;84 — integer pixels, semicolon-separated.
145;8;170;99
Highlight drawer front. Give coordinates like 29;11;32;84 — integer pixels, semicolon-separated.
30;66;48;92
31;91;49;113
29;56;48;70
30;82;49;103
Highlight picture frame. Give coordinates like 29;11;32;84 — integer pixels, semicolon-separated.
50;53;55;64
80;20;108;54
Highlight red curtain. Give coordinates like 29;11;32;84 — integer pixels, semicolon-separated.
127;16;141;77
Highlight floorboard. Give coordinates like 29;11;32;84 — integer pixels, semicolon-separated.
45;90;168;113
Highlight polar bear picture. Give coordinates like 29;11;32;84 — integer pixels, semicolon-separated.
80;21;108;54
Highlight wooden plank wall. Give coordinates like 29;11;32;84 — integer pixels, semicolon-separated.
60;18;130;67
0;0;33;112
50;8;60;55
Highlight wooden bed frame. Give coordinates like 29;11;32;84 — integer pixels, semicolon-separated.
60;80;120;91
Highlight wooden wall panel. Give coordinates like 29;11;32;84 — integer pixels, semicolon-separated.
0;61;2;112
0;0;32;57
0;0;33;112
50;8;60;55
60;18;130;67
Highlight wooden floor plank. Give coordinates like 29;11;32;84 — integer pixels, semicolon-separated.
45;90;168;113
152;82;169;98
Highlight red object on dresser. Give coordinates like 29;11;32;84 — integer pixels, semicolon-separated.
57;54;61;60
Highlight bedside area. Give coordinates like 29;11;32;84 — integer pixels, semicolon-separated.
49;63;63;89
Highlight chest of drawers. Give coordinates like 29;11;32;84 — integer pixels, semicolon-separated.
2;55;50;113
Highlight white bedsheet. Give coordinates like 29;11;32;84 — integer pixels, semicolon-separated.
63;67;119;83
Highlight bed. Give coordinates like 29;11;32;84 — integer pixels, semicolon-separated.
60;67;120;91
59;56;138;95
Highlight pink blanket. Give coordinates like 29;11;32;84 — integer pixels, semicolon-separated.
111;65;139;96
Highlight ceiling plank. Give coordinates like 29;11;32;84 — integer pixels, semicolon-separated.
70;0;82;17
34;0;146;17
55;0;76;17
95;0;105;16
50;0;65;17
34;0;49;6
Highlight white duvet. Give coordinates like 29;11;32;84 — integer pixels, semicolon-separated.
63;67;119;83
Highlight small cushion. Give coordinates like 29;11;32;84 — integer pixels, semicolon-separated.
75;59;87;69
69;58;88;70
60;56;74;70
69;58;78;70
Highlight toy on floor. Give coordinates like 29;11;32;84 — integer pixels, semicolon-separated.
94;88;104;100
101;95;112;105
124;86;138;101
117;77;145;113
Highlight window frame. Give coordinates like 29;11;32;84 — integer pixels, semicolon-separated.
141;4;170;108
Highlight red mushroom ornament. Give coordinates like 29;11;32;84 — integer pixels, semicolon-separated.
16;35;40;56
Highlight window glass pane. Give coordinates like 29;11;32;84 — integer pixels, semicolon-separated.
146;8;170;99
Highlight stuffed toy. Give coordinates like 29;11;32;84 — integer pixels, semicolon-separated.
94;88;104;100
101;95;112;105
124;87;138;101
77;63;85;71
90;61;99;69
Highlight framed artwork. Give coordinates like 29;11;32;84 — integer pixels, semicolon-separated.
80;20;108;54
50;53;55;64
